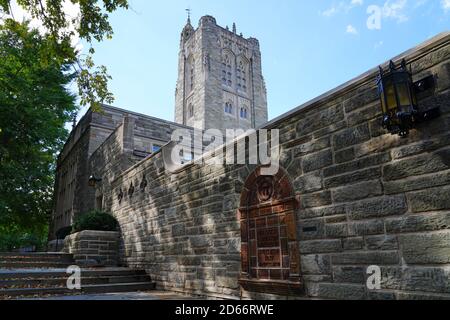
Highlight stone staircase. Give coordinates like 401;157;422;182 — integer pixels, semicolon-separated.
0;253;155;299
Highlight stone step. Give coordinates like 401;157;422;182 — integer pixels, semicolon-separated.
0;253;72;259
0;275;152;288
0;282;156;298
0;269;147;280
0;256;74;263
0;262;73;269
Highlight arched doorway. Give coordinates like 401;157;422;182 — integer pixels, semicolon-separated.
238;167;303;295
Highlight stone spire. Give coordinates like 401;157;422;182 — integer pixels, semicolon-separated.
232;22;236;34
181;9;194;42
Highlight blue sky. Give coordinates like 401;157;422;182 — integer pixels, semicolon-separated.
79;0;449;122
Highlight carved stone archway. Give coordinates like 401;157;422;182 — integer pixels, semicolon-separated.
238;167;303;295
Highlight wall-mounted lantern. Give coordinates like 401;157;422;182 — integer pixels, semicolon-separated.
377;59;440;137
88;175;102;187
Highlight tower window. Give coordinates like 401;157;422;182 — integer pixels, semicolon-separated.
240;107;248;119
237;60;248;92
222;54;233;87
190;63;195;91
225;102;233;114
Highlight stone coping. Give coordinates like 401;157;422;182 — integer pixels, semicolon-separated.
66;230;119;238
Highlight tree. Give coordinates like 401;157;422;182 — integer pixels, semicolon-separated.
0;1;128;249
0;20;76;243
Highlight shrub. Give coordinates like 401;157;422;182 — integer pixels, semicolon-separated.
0;233;47;252
55;226;73;240
72;210;118;233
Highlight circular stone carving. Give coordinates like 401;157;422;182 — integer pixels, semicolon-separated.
256;176;274;202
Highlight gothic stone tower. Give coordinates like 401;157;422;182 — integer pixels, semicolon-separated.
174;15;268;131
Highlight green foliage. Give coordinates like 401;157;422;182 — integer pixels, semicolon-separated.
72;210;118;233
0;1;128;245
0;0;129;109
0;229;48;252
0;20;77;235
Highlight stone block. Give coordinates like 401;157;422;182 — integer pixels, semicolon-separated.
298;204;346;219
299;239;342;254
332;251;399;265
385;211;450;234
367;291;396;300
300;254;331;274
348;220;384;236
293;171;323;193
383;170;450;195
296;105;344;136
399;231;450;264
333;124;370;151
383;148;450;181
347;102;382;127
407;185;450;213
332;180;383;203
342;237;364;250
334;148;355;164
293;137;331;158
317;283;366;300
324;153;390;177
300;191;332;209
381;266;450;293
325;223;348;238
347;195;407;220
324;167;381;188
391;133;450;160
344;87;379;113
333;266;366;284
365;235;398;251
302;149;333;173
172;224;186;237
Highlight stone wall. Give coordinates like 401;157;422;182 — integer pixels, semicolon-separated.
64;231;120;267
99;33;450;299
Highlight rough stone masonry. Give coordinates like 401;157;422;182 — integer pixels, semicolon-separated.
87;32;450;300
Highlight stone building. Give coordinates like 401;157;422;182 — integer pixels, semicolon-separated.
175;16;268;131
51;17;450;299
50;16;268;239
49;105;194;239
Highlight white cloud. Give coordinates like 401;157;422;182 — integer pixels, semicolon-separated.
322;6;338;17
346;24;358;34
382;0;409;23
442;0;450;11
351;0;364;5
321;0;364;17
4;0;83;51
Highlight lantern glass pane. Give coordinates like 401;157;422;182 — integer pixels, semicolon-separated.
380;93;387;114
397;82;411;107
386;83;397;110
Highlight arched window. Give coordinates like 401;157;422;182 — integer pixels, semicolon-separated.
237;58;248;92
240;107;248;119
221;52;234;87
186;56;195;93
190;62;195;91
225;102;233;114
